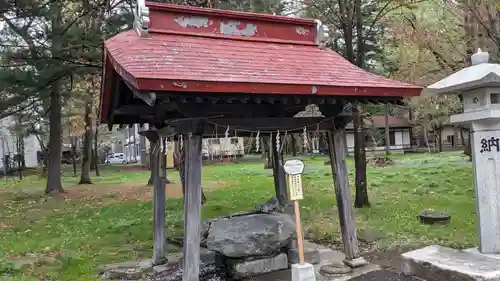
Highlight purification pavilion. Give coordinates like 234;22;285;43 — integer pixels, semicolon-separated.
99;2;422;281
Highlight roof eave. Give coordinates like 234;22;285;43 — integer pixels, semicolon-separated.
422;73;500;97
132;77;422;97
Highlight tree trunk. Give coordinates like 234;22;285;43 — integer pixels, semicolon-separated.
17;135;23;180
437;128;443;152
384;104;390;155
353;0;369;208
71;136;77;177
264;137;273;169
79;102;93;185
424;125;431;153
464;131;472;161
260;137;266;159
94;119;100;176
45;2;64;195
353;105;370;208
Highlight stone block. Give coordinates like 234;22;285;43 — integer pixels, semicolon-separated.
207;213;296;257
292;263;316;281
343;257;368;268
99;259;153;280
228;253;289;280
287;241;321;265
167;248;222;267
152;264;169;275
401;245;500;281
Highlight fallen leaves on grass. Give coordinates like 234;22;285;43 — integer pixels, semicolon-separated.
61;180;239;205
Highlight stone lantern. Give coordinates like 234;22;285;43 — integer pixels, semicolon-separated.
425;48;500;255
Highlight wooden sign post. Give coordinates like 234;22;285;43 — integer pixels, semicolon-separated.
284;159;306;264
285;159;316;281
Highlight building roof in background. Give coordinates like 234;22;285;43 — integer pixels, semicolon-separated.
346;116;412;129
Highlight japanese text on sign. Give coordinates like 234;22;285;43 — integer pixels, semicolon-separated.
288;174;303;201
480;137;500;153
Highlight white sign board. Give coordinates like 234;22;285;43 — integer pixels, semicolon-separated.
288;174;304;201
284;159;305;175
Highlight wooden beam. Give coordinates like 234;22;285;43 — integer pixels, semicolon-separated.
327;129;359;261
164;117;348;133
152;139;167;265
124;80;157;106
114;103;307;117
271;134;288;207
182;134;203;281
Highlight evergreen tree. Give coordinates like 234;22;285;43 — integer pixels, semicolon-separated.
305;0;420;207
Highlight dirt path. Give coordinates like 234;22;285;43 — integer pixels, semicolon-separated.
62;180;238;204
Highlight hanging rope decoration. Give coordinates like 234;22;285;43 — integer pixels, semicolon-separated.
276;130;280;152
280;130;288;153
246;131;254;155
255;130;260;152
179;135;184;150
160;135;164;155
198;117;336;154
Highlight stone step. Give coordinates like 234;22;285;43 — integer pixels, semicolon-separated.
401;245;500;281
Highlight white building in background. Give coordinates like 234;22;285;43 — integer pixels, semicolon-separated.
345;116;413;155
0;116;41;172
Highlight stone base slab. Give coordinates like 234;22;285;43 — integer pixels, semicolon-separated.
228;253;289;280
99;259;153;280
401;245;500;281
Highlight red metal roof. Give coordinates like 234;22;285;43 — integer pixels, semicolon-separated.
101;3;422;121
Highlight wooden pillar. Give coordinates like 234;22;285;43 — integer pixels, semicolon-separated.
146;135;158;185
182;134;203;281
271;134;288;207
327;129;360;261
152;137;167;265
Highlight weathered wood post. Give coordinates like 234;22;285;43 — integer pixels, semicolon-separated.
148;134;157;186
182;133;203;281
327;129;366;267
271;133;288;206
152;136;167;265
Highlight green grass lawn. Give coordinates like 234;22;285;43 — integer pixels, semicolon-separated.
0;152;476;280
